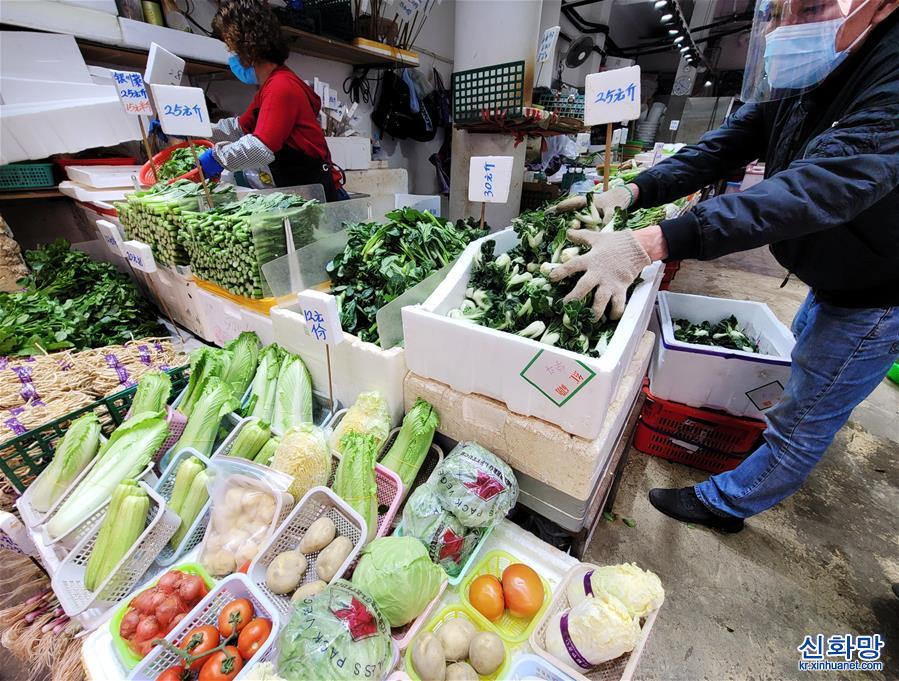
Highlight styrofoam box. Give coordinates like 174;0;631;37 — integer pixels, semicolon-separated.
150;268;207;339
65;164;142;188
650;291;794;419
326;136;371;170
193;287;275;347
118;18;229;64
271;302;408;426
402;228;663;439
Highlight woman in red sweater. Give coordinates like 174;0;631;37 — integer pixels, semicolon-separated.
200;0;347;200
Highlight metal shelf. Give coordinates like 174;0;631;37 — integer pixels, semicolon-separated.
455;107;586;141
0;189;66;201
281;27;418;67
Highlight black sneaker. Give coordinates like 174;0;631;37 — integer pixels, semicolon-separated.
648;486;745;533
892;584;899;600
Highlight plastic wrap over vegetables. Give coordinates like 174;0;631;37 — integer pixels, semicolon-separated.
401;482;482;578
565;563;664;619
546;591;640;668
277;580;393;681
433;442;518;528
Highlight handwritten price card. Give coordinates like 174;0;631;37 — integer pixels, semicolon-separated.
121;240;157;273
468;156;514;203
297;289;344;345
150;84;212;137
584;65;641;126
520;349;596;407
96;219;124;256
111;70;153;115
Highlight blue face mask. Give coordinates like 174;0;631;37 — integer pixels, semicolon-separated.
763;19;848;90
228;54;258;85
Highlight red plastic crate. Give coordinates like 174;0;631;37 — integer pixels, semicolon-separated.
633;419;747;474
661;260;681;284
54;156;137;168
641;383;766;454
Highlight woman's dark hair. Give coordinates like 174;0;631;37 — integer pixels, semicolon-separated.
213;0;290;66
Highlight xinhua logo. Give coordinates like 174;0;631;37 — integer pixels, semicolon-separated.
797;634;884;672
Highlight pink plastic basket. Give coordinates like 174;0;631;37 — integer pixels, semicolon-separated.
374;463;403;538
391;579;447;650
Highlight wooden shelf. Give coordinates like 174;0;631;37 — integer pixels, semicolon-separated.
76;39;231;77
456;107;586;141
281;27;418;68
0;189;66;201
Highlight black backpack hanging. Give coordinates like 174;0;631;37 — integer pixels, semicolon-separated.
371;69;437;142
431;68;452;127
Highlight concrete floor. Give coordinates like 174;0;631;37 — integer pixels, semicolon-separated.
588;248;899;681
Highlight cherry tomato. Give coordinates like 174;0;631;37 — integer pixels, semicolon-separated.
238;561;251;574
179;624;220;671
217;598;254;638
237;618;272;660
198;646;243;681
156;664;187;681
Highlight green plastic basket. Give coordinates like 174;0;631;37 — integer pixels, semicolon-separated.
888;361;899;385
452;61;525;124
108;562;215;670
0;163;55;191
536;91;585;119
0;365;189;493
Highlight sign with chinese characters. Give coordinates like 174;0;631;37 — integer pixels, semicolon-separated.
519;349;597;407
121;240;157;273
150;84;212;137
468;156;514;204
111;70;153;115
145;43;185;87
584;65;641;126
669;119;680;131
96;219;124;256
537;26;560;63
575;132;591;154
398;0;423;18
297;289;344;345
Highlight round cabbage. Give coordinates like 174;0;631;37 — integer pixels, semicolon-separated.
432;442;518;528
546;592;640;668
402;483;481;577
566;563;665;618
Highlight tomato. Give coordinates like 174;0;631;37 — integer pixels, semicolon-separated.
238;561;251;574
156;664;187;681
237;618;272;660
198;646;243;681
468;574;505;622
217;598;254;638
179;624;220;671
502;563;545;619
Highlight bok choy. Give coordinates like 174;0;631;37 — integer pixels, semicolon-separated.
380;398;439;493
28;413;101;513
272;352;313;433
172;376;239;457
246;344;284;422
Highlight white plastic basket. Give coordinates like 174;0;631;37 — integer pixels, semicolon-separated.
51;481;180;617
213;416;270;460
529;563;660;681
248;486;367;622
379;426;444;512
153;448;213;567
510;653;577;681
128;573;280;681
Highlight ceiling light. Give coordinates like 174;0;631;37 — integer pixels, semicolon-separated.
679;45;691;52
654;0;669;9
674;36;685;43
704;80;713;86
660;13;674;23
668;28;680;35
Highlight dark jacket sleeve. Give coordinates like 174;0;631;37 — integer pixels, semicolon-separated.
661;108;899;261
632;103;766;209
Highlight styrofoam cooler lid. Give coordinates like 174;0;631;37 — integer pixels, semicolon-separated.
65;164;143;188
59;180;132;203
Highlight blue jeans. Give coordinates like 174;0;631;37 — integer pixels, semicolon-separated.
695;291;899;518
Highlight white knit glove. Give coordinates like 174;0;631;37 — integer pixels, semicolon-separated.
546;185;636;225
549;229;651;320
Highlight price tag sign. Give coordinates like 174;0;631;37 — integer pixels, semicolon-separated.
398;0;423;17
519;349;596;407
536;26;560;63
145;43;185;86
96;219;124;256
575;132;591;154
584;65;641;126
111;70;153;116
297;289;344;346
150;84;212;137
468;156;514;203
121;240;157;273
669;119;680;131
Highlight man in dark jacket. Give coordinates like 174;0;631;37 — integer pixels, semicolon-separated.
553;0;899;532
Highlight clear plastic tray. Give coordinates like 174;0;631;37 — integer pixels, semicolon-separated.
152;448;213;567
51;481;180;617
529;563;661;681
509;653;577;681
128;573;280;680
247;486;367;622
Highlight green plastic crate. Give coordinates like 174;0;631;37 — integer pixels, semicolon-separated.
0;365;189;493
888;361;899;385
0;163;55;191
452;61;525;124
536;91;585;119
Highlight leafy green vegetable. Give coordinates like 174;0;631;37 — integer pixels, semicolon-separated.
178;347;227;418
229;419;271;460
172;376;239;456
327;208;486;345
221;331;260;400
246;344;284;422
270;424;330;501
272;351;313;433
333;432;379;541
330;391;390;454
155;144;208;181
128;371;172;417
673;315;759;353
28;413;101;513
351;536;444;627
83;479;148;591
379;398;439;493
0;240;162;356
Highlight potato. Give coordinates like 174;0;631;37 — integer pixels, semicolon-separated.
412;632;446;681
265;549;308;594
436;619;476;662
315;536;353;582
445;662;478;681
234;539;260;567
299;517;337;554
469;631;504;676
291;580;327;602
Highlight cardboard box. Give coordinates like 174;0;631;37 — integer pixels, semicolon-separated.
402;228;663;439
650;292;794;418
326;137;371;170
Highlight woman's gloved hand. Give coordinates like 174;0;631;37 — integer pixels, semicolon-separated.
547;184;638;225
198;148;224;178
549;228;651;320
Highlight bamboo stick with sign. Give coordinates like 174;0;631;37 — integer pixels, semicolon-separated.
584;65;641;191
149;83;215;205
110;69;160;179
468;155;514;230
296;289;344;413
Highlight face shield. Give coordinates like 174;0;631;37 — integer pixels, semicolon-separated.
741;0;878;103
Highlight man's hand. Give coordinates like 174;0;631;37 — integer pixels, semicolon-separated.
547;183;640;224
633;224;669;261
549;228;652;320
